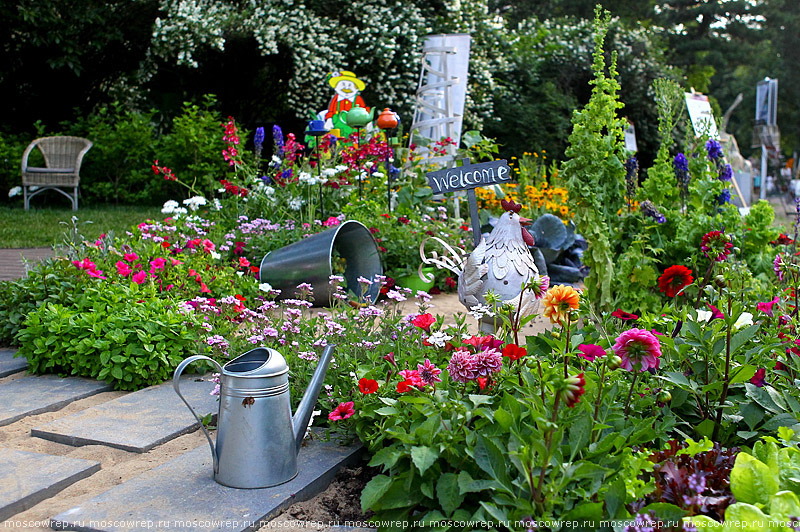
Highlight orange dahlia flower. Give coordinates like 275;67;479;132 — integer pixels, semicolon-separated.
542;285;580;326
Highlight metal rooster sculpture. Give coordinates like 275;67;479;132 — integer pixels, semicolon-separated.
457;199;541;331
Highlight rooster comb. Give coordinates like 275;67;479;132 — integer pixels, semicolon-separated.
501;199;522;213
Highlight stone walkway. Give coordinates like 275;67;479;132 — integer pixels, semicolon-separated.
0;351;365;532
0;248;54;281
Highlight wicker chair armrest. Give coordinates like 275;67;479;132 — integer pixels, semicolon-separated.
25;167;76;174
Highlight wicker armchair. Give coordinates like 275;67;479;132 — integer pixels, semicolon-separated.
21;136;93;211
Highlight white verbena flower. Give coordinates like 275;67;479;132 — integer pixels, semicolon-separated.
288;197;304;210
428;331;453;348
259;282;273;292
183;196;207;211
469;304;496;320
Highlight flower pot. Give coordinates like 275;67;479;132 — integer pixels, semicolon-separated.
397;267;435;294
259;220;383;306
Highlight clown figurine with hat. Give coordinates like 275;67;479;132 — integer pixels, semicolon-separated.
323;70;371;138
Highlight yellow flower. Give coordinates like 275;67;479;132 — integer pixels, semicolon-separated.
542;285;580;326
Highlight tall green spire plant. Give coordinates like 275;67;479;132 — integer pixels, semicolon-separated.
562;6;627;310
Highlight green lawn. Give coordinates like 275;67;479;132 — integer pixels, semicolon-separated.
0;205;164;248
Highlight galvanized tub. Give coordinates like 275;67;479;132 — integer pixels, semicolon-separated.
259;220;383;305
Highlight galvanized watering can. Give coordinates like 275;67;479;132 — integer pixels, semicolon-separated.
173;344;335;489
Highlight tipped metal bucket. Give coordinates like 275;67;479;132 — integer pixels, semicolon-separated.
259;220;383;306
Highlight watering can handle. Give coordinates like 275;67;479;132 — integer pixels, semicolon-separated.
173;355;223;475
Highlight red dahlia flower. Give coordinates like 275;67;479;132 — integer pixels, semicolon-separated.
657;265;694;298
560;373;586;408
701;230;734;262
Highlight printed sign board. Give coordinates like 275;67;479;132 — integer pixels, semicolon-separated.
755;78;778;126
624;122;638;153
685;93;719;138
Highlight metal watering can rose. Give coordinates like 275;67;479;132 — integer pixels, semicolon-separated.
173;345;335;489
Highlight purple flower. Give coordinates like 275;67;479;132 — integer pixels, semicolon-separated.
717;188;731;205
254;127;265;155
775;253;785;282
705;139;723;162
719;163;732;181
640;200;666;224
673;153;690;191
625;156;638;199
417;359;442;385
272;125;284;156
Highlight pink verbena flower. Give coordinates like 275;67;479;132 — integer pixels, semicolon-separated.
612;328;662;372
447;350;477;383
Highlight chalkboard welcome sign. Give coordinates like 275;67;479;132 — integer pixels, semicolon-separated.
426;159;512;194
425;158;514;247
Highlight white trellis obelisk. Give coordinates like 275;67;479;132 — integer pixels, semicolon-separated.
406;34;471;171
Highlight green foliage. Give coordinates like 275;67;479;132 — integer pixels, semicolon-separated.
158;95;229;199
15;282;206;391
689;430;800;531
562;7;627;311
65;102;159;205
0;258;79;345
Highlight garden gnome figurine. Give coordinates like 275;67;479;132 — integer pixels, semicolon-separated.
323;70;370;138
458;199;541;332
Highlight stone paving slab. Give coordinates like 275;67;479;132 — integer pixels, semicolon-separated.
0;247;55;281
0;375;112;427
32;376;218;453
51;436;363;532
0;348;27;377
0;449;100;521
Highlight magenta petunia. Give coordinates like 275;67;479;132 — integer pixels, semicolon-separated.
612;328;662;372
577;344;606;362
750;368;766;387
757;296;780;318
116;261;132;277
328;401;355;421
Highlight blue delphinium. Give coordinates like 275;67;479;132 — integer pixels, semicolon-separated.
673;153;690;192
254;127;265;157
273;125;284;157
719;163;732;181
717;188;731;205
705;139;723;162
624;155;638;199
640;200;666;224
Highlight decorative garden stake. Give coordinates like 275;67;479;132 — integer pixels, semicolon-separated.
305;119;329;219
377;108;400;211
457;198;539;332
324;70;371;139
173;345;336;489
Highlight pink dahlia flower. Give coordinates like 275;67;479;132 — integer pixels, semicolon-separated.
472;348;503;377
447;350;477;383
612;328;662;372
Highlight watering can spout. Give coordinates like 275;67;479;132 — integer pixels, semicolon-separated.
292;344;336;451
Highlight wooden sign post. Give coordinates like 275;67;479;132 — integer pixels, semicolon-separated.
426;158;513;247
